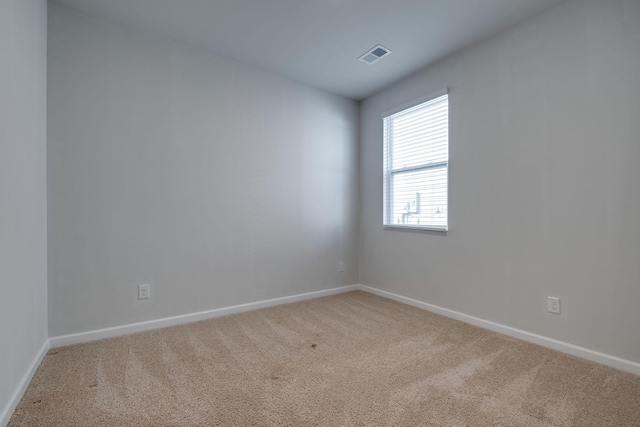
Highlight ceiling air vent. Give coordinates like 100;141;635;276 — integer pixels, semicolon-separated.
358;44;391;65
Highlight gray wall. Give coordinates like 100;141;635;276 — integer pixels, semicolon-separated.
360;0;640;363
0;0;48;419
48;4;360;336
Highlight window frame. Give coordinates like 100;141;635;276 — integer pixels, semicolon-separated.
382;89;449;233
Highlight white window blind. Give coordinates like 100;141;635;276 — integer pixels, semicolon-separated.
383;92;449;231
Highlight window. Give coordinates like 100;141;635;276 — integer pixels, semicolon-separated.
383;91;449;231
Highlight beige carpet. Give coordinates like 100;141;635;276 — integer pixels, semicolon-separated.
9;291;640;426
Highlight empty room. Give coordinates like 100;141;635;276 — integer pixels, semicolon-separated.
2;0;640;425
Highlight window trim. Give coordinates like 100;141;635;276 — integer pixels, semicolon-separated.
382;88;449;233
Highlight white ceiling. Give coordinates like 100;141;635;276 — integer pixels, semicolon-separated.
52;0;566;100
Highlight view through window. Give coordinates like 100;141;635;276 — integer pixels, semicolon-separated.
383;92;449;231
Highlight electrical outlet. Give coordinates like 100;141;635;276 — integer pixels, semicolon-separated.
338;262;345;273
138;284;150;300
547;296;560;314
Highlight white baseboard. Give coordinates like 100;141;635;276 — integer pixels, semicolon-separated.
42;282;640;378
49;285;359;348
0;339;50;427
357;284;640;376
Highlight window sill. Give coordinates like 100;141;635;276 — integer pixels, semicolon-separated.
383;225;448;233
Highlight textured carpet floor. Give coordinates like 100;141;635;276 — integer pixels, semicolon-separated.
9;291;640;426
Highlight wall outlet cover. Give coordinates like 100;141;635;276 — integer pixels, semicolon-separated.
547;296;560;314
138;284;150;300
